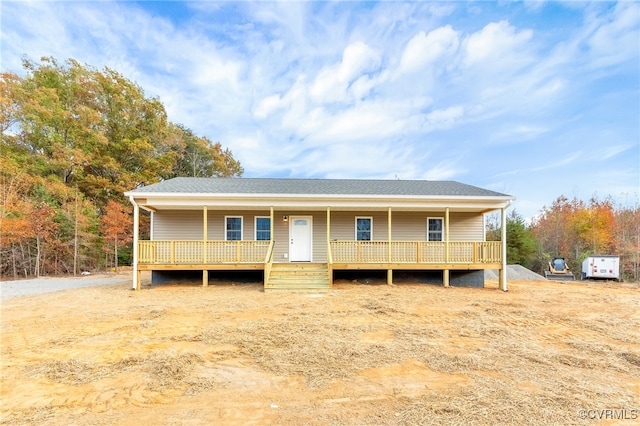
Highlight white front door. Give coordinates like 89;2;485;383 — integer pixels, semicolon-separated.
289;216;312;262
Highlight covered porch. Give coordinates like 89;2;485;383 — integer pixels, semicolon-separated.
130;205;509;291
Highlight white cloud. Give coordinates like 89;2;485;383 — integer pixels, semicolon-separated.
340;42;381;82
188;53;244;89
399;26;459;74
593;143;636;161
252;94;283;119
523;1;547;12
304;102;406;142
490;124;550;144
422;162;464;180
308;41;381;103
423;106;465;132
279;76;312;130
348;75;377;100
462;20;533;69
586;2;640;68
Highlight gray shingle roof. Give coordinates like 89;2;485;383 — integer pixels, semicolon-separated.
127;177;511;198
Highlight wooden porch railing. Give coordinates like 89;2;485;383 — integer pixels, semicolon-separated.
329;241;502;264
138;240;501;265
138;240;271;264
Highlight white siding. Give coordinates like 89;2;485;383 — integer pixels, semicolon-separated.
153;210;272;241
329;212;390;241
152;209;486;260
449;213;484;241
391;212;431;241
153;210;203;240
330;211;484;242
273;213;288;261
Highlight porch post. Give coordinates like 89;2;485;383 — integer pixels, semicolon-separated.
132;199;140;290
270;207;274;241
500;207;508;291
387;207;392;285
203;206;208;287
326;207;331;247
444;207;450;287
327;207;333;286
445;207;450;262
203;206;208;241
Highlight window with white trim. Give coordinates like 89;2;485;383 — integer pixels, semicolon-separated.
225;216;243;241
427;217;444;241
356;217;373;241
255;217;271;241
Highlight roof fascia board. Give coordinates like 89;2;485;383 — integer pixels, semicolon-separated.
135;197;513;211
128;192;515;202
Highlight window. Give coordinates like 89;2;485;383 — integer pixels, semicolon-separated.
255;217;271;241
427;217;443;241
356;217;372;241
225;216;242;241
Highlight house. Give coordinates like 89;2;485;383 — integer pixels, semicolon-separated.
124;177;515;291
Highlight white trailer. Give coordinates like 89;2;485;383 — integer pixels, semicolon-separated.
581;255;620;281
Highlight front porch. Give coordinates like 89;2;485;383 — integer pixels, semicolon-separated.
126;177;514;292
134;239;503;290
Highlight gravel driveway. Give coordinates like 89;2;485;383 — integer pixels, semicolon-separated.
1;275;130;301
1;266;548;301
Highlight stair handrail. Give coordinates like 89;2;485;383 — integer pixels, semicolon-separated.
264;240;275;286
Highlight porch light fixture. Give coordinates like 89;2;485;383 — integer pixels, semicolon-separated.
283;215;289;222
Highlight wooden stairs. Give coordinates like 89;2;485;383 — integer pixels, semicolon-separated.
265;263;331;292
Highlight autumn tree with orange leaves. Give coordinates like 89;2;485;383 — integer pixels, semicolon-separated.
530;195;639;280
1;57;242;278
99;201;132;272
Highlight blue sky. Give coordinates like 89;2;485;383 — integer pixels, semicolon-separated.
2;1;638;219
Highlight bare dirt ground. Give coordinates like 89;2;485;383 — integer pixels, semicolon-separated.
1;275;639;425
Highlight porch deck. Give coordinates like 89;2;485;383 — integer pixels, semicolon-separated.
134;240;502;290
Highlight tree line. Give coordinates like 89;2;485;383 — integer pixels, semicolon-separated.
2;57;638;282
488;196;640;281
1;57;243;278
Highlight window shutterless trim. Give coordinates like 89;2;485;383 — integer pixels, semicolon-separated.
254;216;271;241
355;216;373;241
225;216;243;241
427;217;444;242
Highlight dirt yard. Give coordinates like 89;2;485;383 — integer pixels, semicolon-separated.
1;276;639;425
